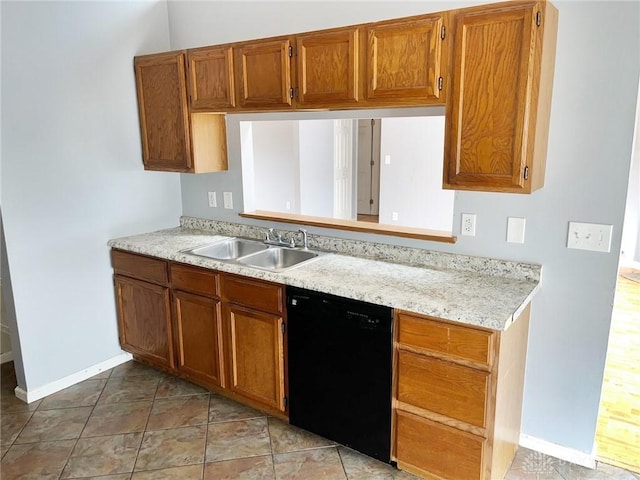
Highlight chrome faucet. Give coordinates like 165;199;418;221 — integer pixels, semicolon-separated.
264;227;309;249
297;228;309;249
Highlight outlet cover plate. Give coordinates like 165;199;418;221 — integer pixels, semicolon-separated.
208;192;217;208
461;213;476;236
567;221;613;253
223;192;233;209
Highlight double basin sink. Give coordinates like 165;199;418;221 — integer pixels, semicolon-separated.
183;238;321;273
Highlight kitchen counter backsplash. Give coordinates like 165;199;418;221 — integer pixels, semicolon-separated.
180;216;541;283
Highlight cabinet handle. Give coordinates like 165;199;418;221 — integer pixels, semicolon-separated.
536;11;542;27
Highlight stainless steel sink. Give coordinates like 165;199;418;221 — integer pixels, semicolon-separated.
237;247;319;272
186;238;268;260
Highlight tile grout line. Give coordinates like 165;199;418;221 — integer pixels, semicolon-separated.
129;371;164;477
266;416;277;479
201;393;212;479
336;446;349;480
57;368;113;480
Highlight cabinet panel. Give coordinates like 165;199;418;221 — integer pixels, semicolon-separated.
111;250;168;286
134;52;191;171
222;275;283;314
173;290;224;388
366;16;443;102
114;275;174;369
396;410;485;480
398;312;494;366
171;263;219;298
296;28;359;106
187;46;235;110
226;305;285;411
236;39;292;109
398;350;489;428
445;2;555;192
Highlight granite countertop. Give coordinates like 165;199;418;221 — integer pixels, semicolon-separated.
108;226;540;331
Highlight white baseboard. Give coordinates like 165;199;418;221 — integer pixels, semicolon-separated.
14;352;133;404
520;433;596;469
0;351;13;364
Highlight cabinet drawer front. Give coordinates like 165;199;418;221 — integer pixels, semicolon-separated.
171;263;219;297
396;410;484;480
398;312;494;366
111;250;168;285
398;350;489;428
222;275;283;314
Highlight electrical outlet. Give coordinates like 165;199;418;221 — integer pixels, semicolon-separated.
461;213;476;236
208;192;217;208
567;221;613;252
286;201;291;210
392;212;398;221
223;192;233;209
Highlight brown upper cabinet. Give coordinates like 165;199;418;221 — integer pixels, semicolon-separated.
235;38;293;109
443;1;558;193
134;51;228;173
296;27;360;107
187;46;236;110
365;14;446;104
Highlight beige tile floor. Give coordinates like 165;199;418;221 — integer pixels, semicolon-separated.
1;360;638;480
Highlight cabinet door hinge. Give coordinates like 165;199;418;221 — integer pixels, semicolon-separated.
289;88;294;99
295;86;299;99
288;45;293;57
283;396;288;409
524;166;529;180
441;25;446;40
281;322;286;334
536;11;542;27
438;77;444;91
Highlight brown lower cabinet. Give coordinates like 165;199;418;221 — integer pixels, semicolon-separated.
111;249;287;418
111;248;530;480
394;306;531;480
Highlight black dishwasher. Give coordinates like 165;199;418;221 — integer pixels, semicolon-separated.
286;286;393;463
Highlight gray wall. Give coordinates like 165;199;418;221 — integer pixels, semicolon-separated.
1;1;182;390
170;1;640;454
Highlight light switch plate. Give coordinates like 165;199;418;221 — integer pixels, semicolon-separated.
507;217;526;243
223;192;233;209
567;221;613;252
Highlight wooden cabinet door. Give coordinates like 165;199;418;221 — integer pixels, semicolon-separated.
366;16;444;103
114;275;174;369
187;46;235;110
134;52;191;171
235;39;292;109
173;290;224;388
225;304;285;412
444;3;552;192
296;28;359;106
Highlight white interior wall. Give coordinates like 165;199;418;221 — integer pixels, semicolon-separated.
251;121;299;213
1;0;182;391
171;1;640;457
379;117;453;231
621;80;640;266
298;120;334;217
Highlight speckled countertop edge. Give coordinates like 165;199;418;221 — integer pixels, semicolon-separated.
108;223;541;331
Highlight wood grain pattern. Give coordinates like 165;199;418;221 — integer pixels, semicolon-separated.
111;250;168;286
190;113;228;173
398;350;490;428
296;27;359;105
187;45;235;110
115;275;174;369
239;210;456;243
366;15;443;101
396;409;485;480
134;52;191;171
173;289;224;388
235;38;292;109
596;272;640;473
398;311;494;366
170;263;219;298
222;274;283;315
444;1;556;193
491;304;530;479
225;304;285;412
